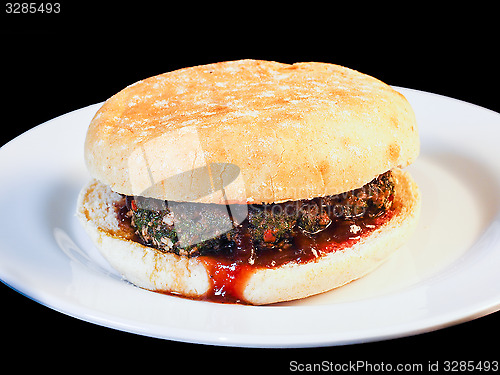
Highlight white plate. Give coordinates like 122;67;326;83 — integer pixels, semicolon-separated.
1;88;499;347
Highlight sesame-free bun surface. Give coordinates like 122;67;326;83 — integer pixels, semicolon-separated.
84;59;419;204
76;168;420;305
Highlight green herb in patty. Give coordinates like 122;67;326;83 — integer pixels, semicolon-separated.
124;171;395;257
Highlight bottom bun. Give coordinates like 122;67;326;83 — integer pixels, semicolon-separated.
76;168;420;305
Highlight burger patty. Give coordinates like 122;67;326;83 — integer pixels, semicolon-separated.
120;171;395;257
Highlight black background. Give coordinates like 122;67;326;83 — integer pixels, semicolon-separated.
2;2;499;371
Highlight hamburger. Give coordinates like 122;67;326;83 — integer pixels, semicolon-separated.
77;59;421;305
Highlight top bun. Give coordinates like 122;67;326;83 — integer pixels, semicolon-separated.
84;59;419;204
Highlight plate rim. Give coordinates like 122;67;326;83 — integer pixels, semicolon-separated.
1;87;500;347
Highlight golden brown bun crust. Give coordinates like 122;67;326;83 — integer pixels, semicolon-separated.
84;60;419;204
76;168;420;305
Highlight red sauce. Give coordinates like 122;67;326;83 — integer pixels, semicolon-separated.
199;210;395;304
199;260;254;304
115;200;395;304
